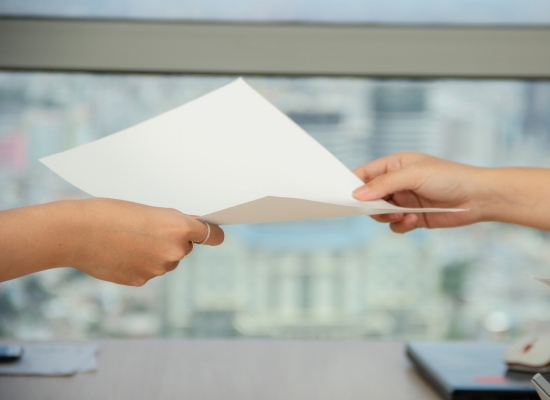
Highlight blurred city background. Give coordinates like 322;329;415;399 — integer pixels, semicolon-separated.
1;0;550;342
1;73;550;341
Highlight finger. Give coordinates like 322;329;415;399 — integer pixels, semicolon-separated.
353;152;424;182
353;167;423;202
389;214;419;234
370;213;405;223
370;214;383;222
166;261;180;272
353;155;397;182
187;218;225;246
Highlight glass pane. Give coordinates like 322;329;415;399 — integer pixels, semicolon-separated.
1;72;550;340
0;0;549;25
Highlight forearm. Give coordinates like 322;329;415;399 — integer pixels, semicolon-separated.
0;201;77;282
481;167;550;230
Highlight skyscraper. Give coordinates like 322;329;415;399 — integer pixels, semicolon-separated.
370;82;439;159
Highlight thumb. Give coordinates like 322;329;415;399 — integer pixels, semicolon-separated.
353;167;421;201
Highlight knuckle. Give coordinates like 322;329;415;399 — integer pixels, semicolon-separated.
164;207;184;217
387;159;402;172
166;246;187;262
177;219;194;238
166;261;180;272
159;229;193;261
132;277;148;287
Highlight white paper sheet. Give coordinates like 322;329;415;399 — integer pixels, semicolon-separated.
41;78;463;225
0;344;99;376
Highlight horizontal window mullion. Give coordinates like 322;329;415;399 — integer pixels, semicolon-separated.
0;18;549;78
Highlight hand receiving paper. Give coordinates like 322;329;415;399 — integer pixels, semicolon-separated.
352;152;484;233
352;151;550;233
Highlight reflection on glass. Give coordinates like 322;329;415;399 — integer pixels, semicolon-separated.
0;72;550;340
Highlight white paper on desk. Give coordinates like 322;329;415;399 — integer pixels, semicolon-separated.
0;343;99;376
41;78;463;225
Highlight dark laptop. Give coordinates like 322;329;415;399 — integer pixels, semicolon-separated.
406;342;548;400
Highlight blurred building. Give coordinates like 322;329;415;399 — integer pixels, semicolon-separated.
370;83;440;159
1;73;550;341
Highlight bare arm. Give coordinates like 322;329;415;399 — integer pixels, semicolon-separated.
0;199;224;285
352;152;550;233
480;167;550;230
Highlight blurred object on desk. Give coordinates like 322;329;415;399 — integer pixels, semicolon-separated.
0;343;98;376
407;342;542;400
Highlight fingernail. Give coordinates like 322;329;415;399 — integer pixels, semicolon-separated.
353;186;370;200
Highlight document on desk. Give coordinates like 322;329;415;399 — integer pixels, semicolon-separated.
0;343;99;376
41;78;462;225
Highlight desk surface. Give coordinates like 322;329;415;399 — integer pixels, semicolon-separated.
0;340;440;400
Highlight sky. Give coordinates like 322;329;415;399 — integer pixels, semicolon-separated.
1;0;549;24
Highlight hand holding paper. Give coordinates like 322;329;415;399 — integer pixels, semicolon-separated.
0;198;223;285
41;79;461;225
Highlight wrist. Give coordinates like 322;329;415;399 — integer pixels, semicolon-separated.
472;168;498;223
44;200;87;268
476;167;526;224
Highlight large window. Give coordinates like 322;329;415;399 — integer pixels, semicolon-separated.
1;0;549;340
1;72;549;340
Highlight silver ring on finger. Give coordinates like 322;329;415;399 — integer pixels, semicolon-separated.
196;222;211;245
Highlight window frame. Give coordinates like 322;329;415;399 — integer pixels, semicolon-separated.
0;17;549;79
